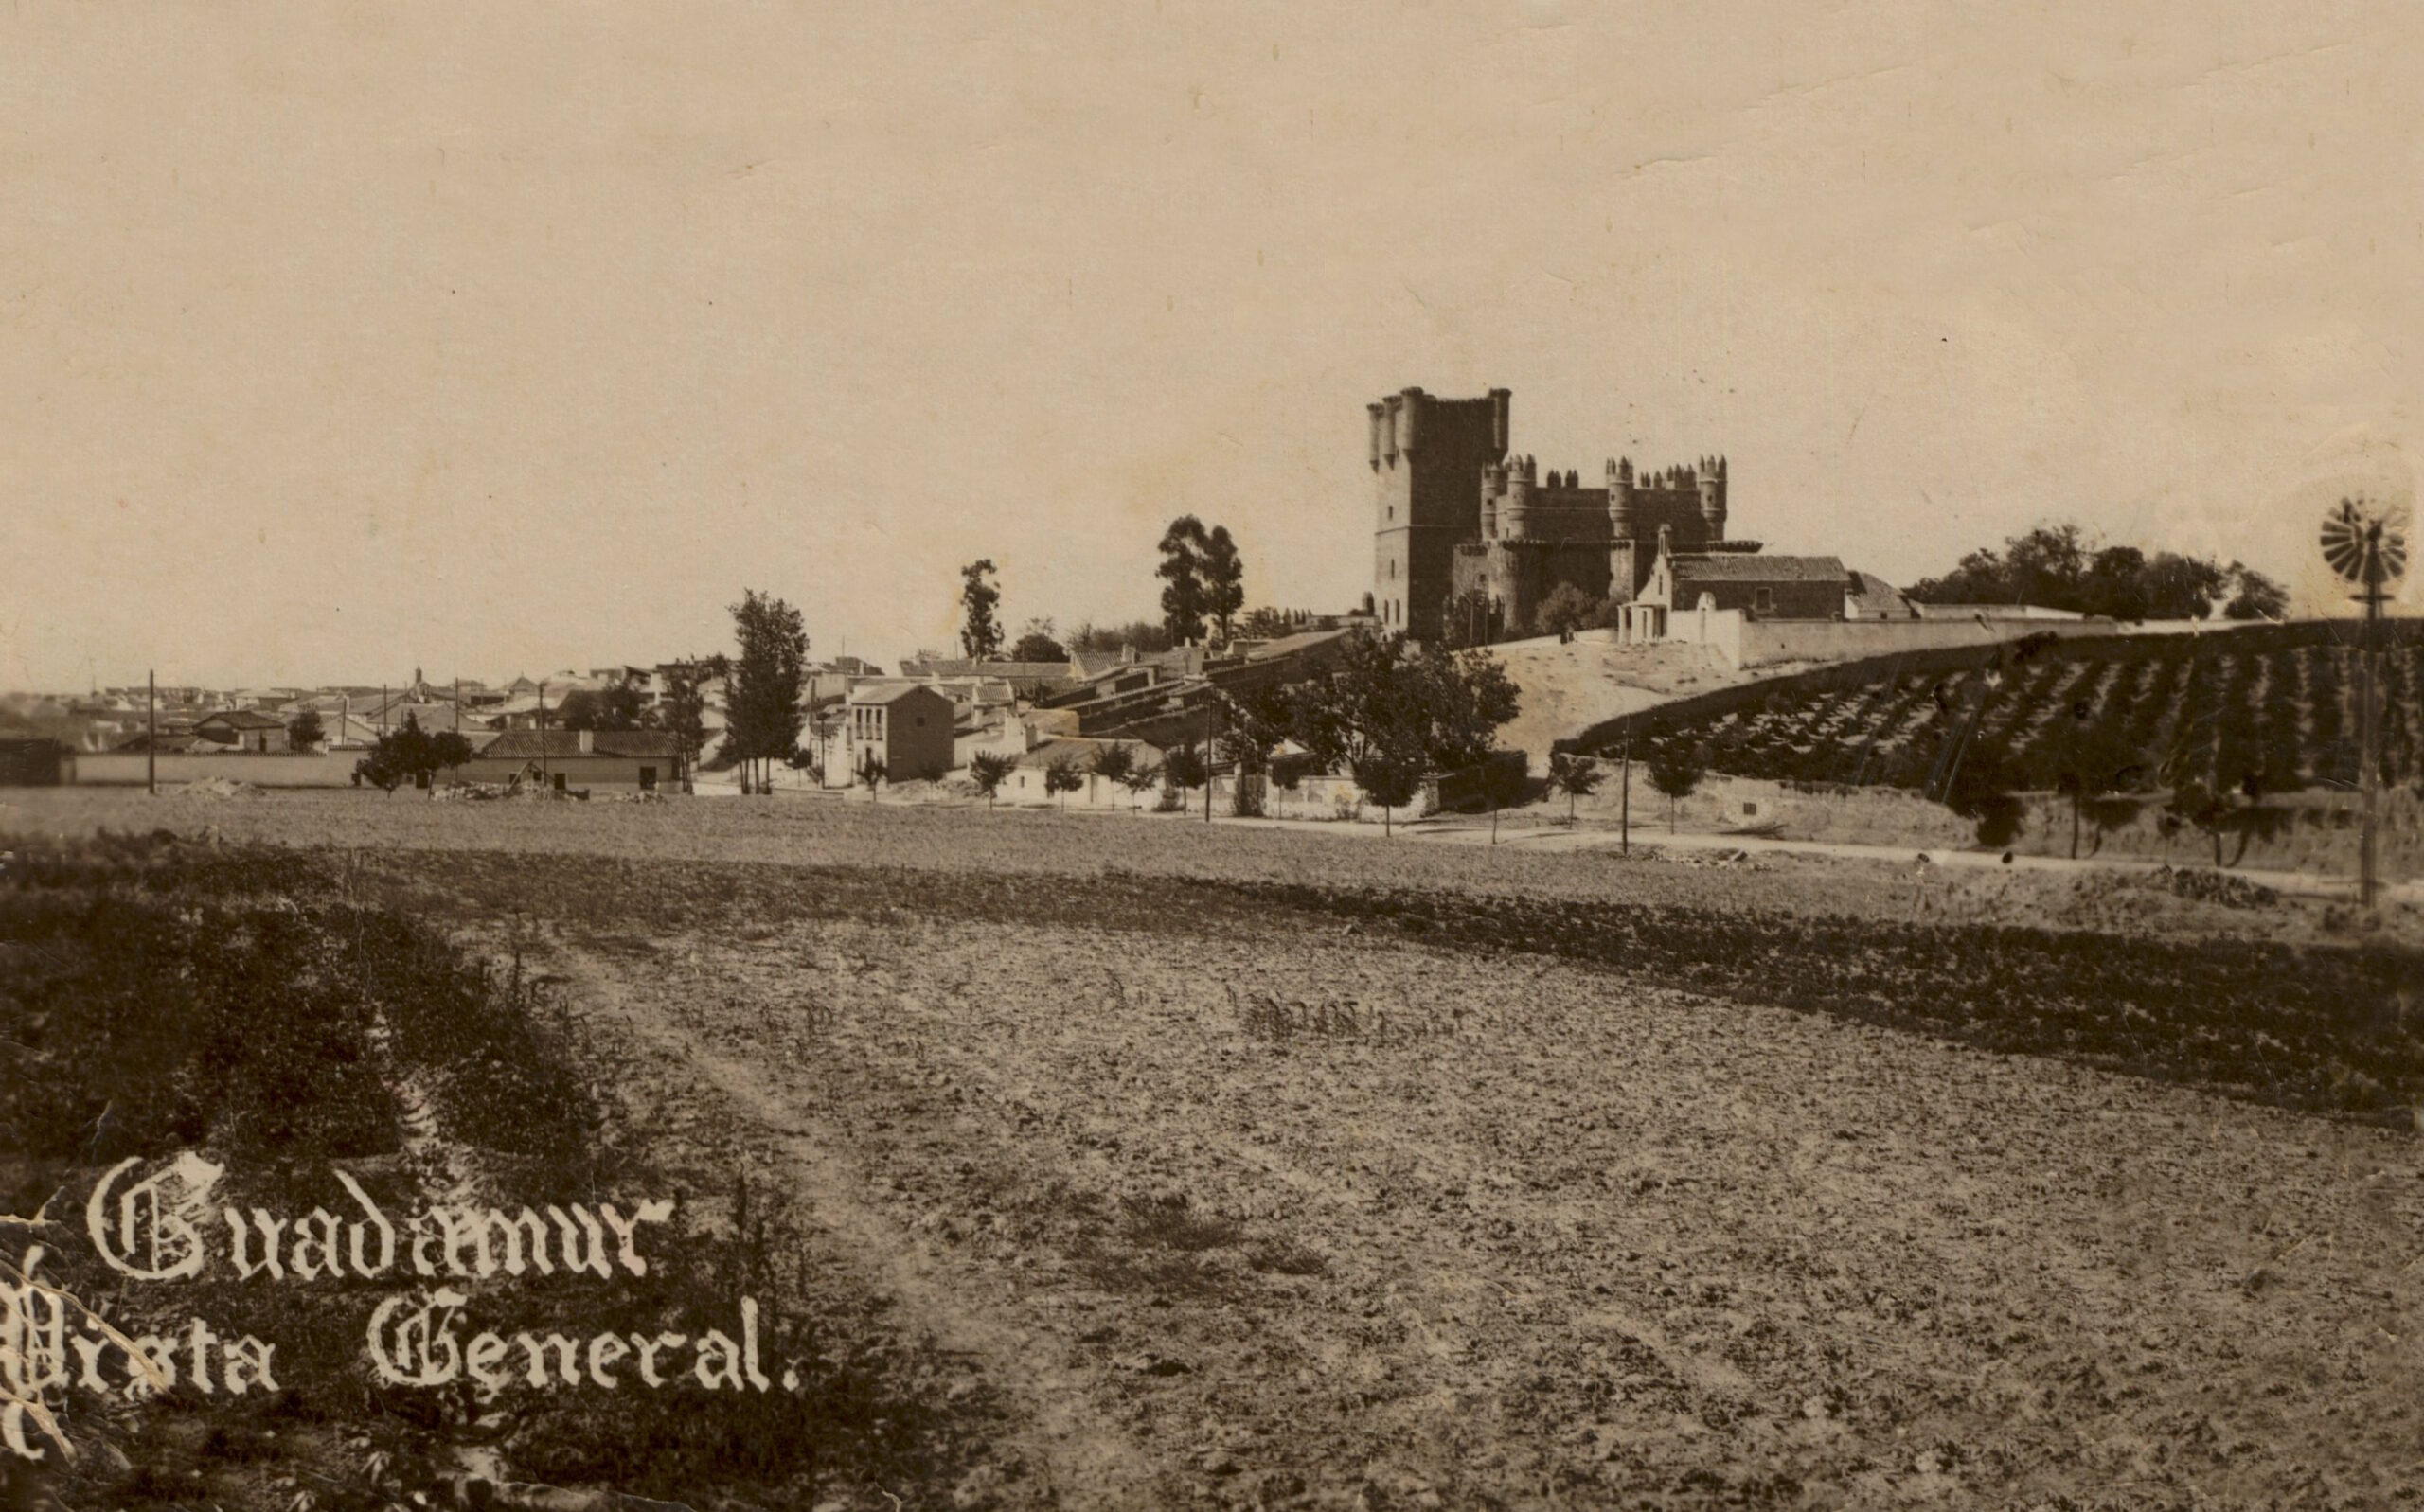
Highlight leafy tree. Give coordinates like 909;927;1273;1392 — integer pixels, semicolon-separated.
1289;633;1521;791
353;715;472;796
1547;754;1603;824
959;560;1004;660
1086;740;1136;782
286;709;325;752
2004;524;2089;606
2222;563;2290;621
1201;525;1246;643
2049;700;2140;859
1009;618;1067;663
1944;745;2025;848
1043;754;1086;809
2080;792;2147;856
1163;741;1208;791
2140;553;2230;620
1157;517;1210;645
1351;750;1423;837
856;748;886;803
1087;741;1136;804
656;656;726;791
728;590;811;796
1907;520;2264;622
1413;646;1522;772
1534;583;1600;639
1477;755;1527;844
1215;681;1295;776
1437;588;1501;649
1237;607;1301;640
559;680;644;732
2083;546;2152;621
1645;742;1705;833
2166;778;2233;867
1120;759;1163;809
968;750;1018;808
1068;619;1175;655
354;743;407;793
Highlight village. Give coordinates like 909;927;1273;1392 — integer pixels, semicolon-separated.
1;384;2342;868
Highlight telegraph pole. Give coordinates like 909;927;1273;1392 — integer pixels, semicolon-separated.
147;669;156;796
1203;696;1215;823
1620;728;1631;856
539;680;550;792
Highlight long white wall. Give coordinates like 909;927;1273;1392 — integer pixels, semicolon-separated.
1664;609;2234;669
73;751;362;787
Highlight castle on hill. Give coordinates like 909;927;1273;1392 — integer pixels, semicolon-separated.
1368;385;1773;642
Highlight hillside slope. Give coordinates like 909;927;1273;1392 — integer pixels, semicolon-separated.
1483;635;1757;770
1582;618;2424;798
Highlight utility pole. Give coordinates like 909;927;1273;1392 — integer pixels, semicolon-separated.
2360;556;2385;909
539;679;550;792
1203;695;1215;823
147;669;156;796
454;677;462;733
1620;728;1631;856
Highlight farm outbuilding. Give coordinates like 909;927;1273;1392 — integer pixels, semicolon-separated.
193;709;290;753
1652;553;1852;622
0;738;69;786
451;729;681;794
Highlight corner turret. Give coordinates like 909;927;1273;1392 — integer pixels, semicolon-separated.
1697;454;1727;539
1501;454;1536;540
1605;455;1636;540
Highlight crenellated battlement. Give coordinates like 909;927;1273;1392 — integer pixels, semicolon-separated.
1371;385;1734;640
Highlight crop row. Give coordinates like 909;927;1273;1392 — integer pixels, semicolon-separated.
1604;623;2424;795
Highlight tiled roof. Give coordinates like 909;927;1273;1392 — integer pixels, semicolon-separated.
1243;628;1353;662
1016;737;1159;769
1671;554;1848;583
476;730;681;760
196;709;286;730
847;681;953;705
1845;571;1915;615
900;657;1074;680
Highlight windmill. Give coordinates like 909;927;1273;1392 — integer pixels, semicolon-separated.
2319;495;2410;906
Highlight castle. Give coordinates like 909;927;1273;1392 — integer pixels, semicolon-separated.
1368;386;1759;642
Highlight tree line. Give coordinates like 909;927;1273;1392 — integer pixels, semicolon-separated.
958;515;1260;666
1907;523;2288;621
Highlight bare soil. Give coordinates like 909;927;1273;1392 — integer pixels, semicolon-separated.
9;791;2424;1509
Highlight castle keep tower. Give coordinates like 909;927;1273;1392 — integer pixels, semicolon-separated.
1369;386;1509;636
1370;385;1733;642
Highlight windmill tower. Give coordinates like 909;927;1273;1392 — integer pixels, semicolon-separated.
2319;496;2410;907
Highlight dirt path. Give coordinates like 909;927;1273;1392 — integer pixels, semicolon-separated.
442;878;2424;1511
517;925;1167;1511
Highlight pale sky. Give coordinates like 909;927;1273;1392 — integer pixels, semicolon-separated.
4;1;2419;691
